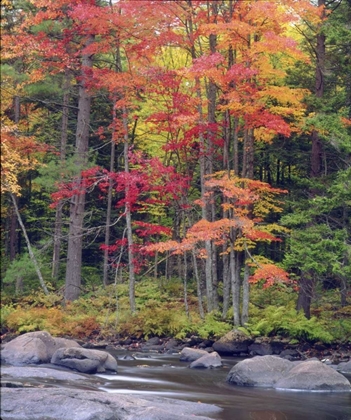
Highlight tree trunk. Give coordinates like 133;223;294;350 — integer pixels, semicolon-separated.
52;71;70;282
311;0;325;179
122;106;136;313
65;35;94;302
242;128;254;179
103;97;118;287
241;258;250;325
230;245;240;326
297;0;326;315
192;250;205;319
10;193;49;295
297;274;315;319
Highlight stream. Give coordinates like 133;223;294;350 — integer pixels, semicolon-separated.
94;350;351;420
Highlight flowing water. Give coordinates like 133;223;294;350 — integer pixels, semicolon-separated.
95;350;351;420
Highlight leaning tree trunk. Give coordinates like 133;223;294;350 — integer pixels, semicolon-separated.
10;193;49;295
64;36;94;302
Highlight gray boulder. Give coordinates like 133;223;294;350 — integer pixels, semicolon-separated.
275;360;351;391
248;342;273;356
51;347;118;374
189;351;222;369
1;388;221;420
0;331;80;365
226;355;293;387
1;366;103;390
213;329;253;355
337;360;351;374
179;347;208;362
227;355;351;391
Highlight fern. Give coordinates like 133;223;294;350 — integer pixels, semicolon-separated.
246;305;333;343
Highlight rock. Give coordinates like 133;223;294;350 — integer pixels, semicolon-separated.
248;343;273;356
51;347;118;374
1;366;92;382
0;331;80;366
279;348;300;360
227;355;351;391
275;360;351;391
179;347;208;362
0;366;103;390
212;329;253;355
226;355;293;387
0;388;221;420
164;338;180;351
189;352;222;369
337;361;351;374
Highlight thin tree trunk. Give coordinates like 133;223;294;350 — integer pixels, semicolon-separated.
311;0;325;179
230;245;240;326
192;250;205;319
242;128;254;179
102;138;115;287
241;258;250;325
52;71;70;282
222;248;230;319
183;252;190;318
103;96;119;287
65;35;94;302
10;193;49;295
122;106;136;313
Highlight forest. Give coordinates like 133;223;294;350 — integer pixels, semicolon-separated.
1;0;350;344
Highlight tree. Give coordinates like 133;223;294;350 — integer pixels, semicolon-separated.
146;171;289;324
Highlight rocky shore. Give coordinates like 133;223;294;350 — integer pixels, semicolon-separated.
1;330;350;419
89;330;351;365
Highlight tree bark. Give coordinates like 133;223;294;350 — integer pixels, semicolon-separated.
65;35;94;302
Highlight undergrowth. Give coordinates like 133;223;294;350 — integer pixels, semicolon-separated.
1;279;349;344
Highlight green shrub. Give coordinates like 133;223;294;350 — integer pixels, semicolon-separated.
246;304;333;343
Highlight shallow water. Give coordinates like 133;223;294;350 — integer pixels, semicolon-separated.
96;350;351;420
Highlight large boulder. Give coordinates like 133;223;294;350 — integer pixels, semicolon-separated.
189;352;222;369
1;388;221;420
275;360;351;391
227;356;351;391
0;331;80;365
51;347;118;374
179;347;208;362
212;329;253;355
226;355;292;387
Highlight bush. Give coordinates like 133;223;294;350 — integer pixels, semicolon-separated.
246;304;333;343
